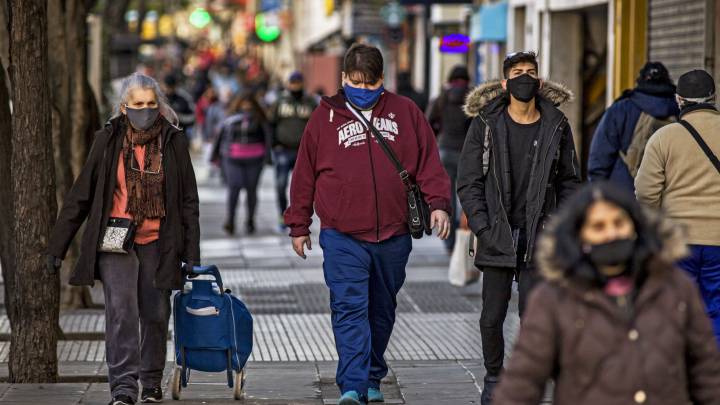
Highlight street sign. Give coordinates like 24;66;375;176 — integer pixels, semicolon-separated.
380;2;406;27
440;33;470;53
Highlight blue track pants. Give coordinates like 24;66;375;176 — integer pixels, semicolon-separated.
320;229;412;397
678;244;720;347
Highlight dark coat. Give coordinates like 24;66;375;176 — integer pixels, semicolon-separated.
48;116;201;290
270;91;317;150
587;90;679;192
427;84;472;152
493;229;720;405
457;81;582;268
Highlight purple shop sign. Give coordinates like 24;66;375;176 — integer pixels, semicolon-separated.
440;34;470;54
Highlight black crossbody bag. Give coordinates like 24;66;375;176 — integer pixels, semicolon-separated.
346;102;432;239
679;120;720;175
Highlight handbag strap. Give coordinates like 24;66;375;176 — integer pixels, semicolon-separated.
679;120;720;175
345;101;412;187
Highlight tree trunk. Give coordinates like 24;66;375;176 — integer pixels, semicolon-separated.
135;0;147;36
57;0;98;310
0;52;15;327
48;0;74;210
7;0;60;383
100;0;129;109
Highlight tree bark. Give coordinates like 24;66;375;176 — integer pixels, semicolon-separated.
100;0;129;109
56;0;99;310
7;0;60;383
0;50;15;327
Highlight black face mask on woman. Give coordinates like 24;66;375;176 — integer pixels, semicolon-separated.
506;74;541;102
585;238;636;268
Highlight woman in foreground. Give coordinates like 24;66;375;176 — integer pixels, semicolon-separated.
493;182;720;405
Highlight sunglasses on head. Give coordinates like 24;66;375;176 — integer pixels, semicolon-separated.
504;51;537;61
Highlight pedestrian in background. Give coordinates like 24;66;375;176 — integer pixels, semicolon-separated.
269;71;317;232
213;92;270;236
427;65;472;254
47;73;200;405
588;62;678;191
396;70;427;112
163;74;197;140
635;69;720;345
285;43;451;405
493;182;720;405
458;51;581;405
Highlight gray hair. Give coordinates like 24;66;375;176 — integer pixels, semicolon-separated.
111;73;180;127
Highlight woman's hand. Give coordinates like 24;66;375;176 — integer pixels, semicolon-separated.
292;236;312;259
430;210;451;240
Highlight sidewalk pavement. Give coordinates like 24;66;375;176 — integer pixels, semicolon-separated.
0;158;527;404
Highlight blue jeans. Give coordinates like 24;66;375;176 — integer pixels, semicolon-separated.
320;229;412;397
273;148;298;218
440;148;461;252
677;244;720;346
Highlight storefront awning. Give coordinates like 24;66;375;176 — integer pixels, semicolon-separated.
471;2;508;42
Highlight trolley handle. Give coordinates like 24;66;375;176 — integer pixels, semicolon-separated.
183;264;224;291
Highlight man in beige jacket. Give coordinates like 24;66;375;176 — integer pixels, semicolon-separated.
636;69;720;346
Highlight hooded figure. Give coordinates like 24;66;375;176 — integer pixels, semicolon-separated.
427;65;473;252
588;61;679;191
493;182;720;405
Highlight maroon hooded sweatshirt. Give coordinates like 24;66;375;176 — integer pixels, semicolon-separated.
284;90;451;243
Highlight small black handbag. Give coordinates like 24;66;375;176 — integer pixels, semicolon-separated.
346;102;432;239
98;217;137;254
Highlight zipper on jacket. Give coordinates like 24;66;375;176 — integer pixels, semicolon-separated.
525;117;566;262
479;113;515;257
365;121;381;242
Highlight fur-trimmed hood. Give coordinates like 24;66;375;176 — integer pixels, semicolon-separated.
536;208;690;282
463;79;574;117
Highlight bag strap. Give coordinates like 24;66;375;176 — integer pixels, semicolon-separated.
679;120;720;175
345;101;413;188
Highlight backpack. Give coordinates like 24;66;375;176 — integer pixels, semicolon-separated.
620;111;675;177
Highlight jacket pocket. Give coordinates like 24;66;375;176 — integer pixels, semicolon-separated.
329;185;375;234
476;219;514;257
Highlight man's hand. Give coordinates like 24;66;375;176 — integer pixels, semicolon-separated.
292;236;312;259
430;210;451;240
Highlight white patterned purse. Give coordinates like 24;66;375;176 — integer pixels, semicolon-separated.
98;217;137;254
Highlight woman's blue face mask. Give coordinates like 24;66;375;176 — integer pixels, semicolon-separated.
343;83;384;110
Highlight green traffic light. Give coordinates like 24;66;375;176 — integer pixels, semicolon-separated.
255;13;280;42
189;7;212;29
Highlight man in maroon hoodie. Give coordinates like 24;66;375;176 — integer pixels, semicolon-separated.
284;44;451;405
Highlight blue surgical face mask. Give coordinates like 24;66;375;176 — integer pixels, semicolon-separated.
343;84;384;110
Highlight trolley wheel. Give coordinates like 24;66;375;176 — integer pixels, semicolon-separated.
171;366;182;400
233;369;246;400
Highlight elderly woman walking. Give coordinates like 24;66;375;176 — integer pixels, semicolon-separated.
492;182;720;405
47;73;200;405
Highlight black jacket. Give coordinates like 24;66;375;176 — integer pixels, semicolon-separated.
49;116;200;290
457;80;581;268
211;112;270;161
270;91;316;150
427;84;472;152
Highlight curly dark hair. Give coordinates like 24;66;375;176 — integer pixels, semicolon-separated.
543;182;662;285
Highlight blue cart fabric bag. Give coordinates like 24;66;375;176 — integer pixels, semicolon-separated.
173;264;253;391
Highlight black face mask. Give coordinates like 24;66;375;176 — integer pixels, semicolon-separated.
506;74;541;102
291;89;303;100
585;238;636;268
